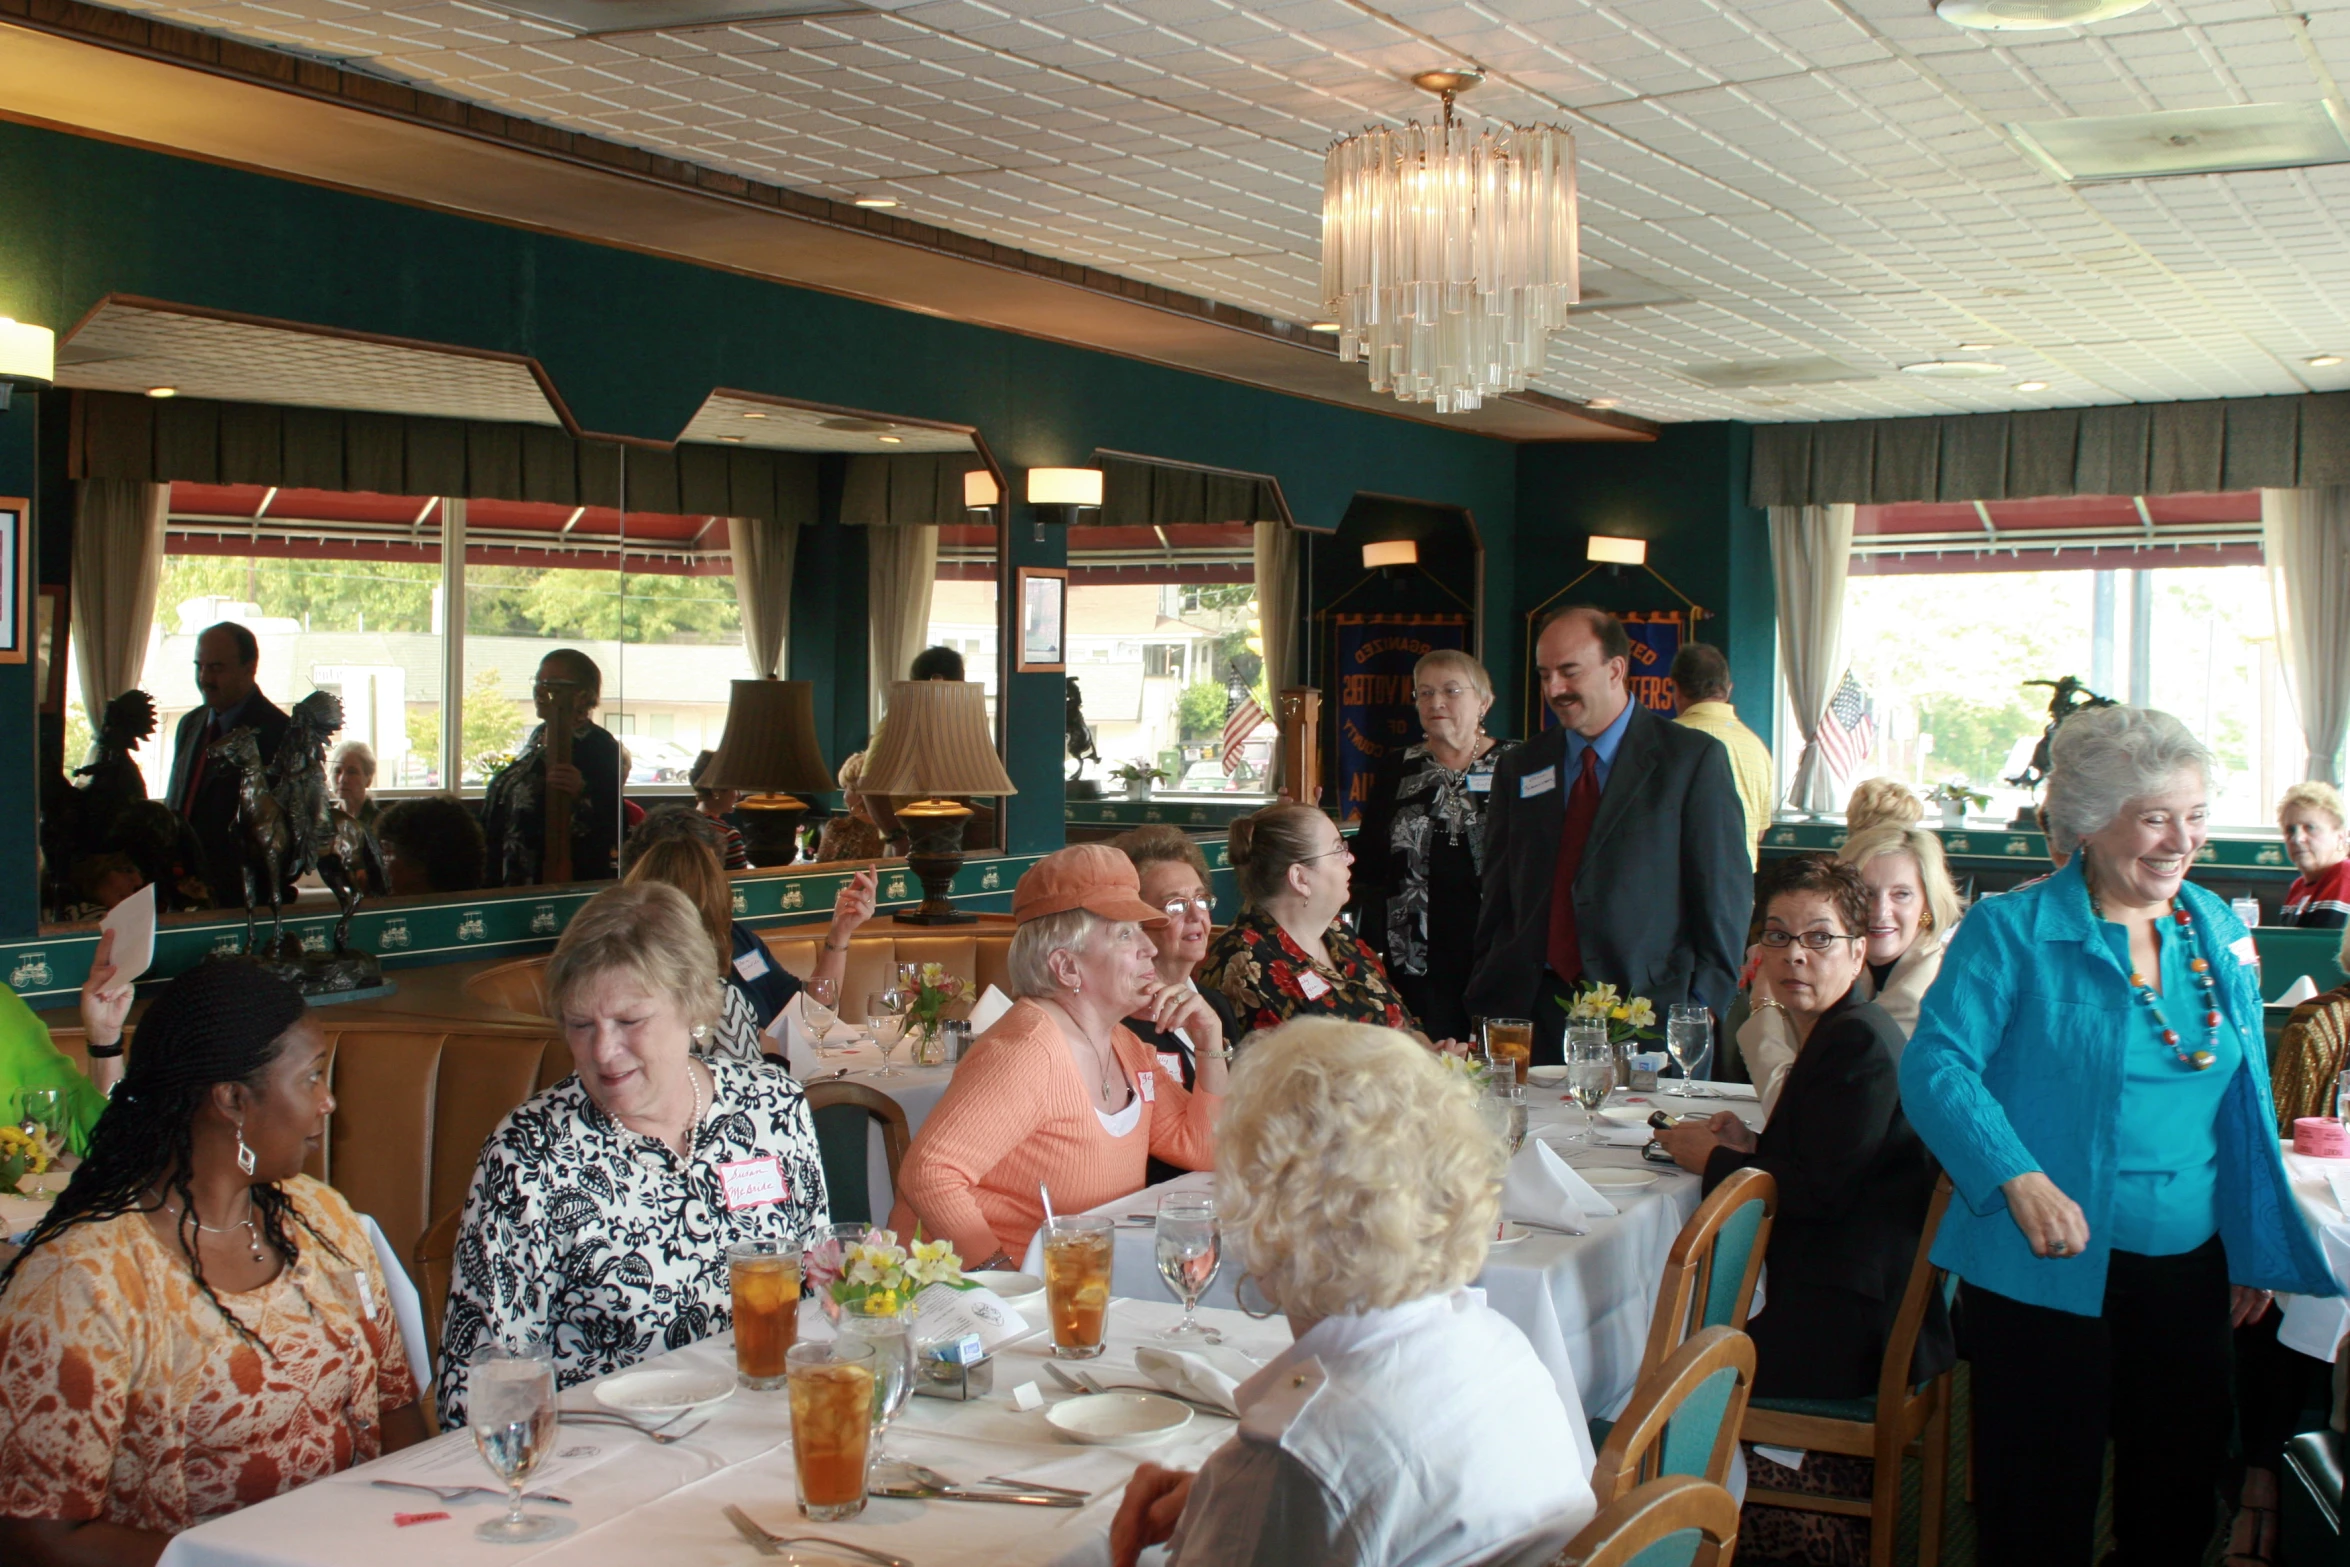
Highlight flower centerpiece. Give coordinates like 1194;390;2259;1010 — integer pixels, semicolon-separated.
0;1124;54;1196
808;1228;966;1319
896;962;967;1067
1557;982;1660;1049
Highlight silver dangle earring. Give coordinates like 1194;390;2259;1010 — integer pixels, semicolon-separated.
235;1119;257;1177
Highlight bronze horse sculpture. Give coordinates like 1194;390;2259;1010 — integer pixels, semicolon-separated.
209;690;384;960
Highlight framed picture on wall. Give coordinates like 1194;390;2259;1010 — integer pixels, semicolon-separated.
37;584;68;713
0;498;26;666
1016;567;1067;672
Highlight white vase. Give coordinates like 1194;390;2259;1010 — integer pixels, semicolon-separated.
1124;781;1151;802
1939;802;1965;826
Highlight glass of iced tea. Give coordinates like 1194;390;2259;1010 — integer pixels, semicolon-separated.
787;1338;876;1521
1042;1215;1115;1360
727;1239;801;1390
1482;1017;1534;1084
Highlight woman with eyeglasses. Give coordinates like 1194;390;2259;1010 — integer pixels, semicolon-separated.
1110;827;1242;1185
1654;854;1951;1413
1351;650;1517;1042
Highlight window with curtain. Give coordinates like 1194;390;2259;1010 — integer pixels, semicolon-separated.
926;521;999;730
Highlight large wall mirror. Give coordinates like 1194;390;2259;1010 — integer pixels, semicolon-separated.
38;301;1003;931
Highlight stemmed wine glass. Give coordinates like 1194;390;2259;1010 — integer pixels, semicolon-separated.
802;977;842;1056
1154;1192;1222;1343
1666;1005;1713;1098
837;1295;916;1462
1565;1030;1615;1145
866;988;908;1077
468;1344;562;1544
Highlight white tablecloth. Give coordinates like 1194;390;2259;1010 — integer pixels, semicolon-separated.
2278;1143;2350;1361
159;1296;1288;1567
1020;1086;1762;1433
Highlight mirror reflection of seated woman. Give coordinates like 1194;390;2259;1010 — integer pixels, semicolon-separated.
479;649;627;887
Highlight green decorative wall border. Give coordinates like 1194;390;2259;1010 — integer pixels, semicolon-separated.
1759;821;2296;877
1065;797;1270;830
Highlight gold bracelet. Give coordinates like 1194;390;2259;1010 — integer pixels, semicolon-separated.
1751;998;1788;1018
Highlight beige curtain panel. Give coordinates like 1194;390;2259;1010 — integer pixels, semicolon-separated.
1750;392;2350;508
2262;486;2350;785
1769;502;1856;817
728;514;798;680
866;524;940;730
70;478;169;719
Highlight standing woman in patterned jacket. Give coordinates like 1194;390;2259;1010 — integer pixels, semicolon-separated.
437;880;829;1424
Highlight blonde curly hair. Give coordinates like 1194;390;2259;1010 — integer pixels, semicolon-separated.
1217;1018;1502;1319
1845;777;1923;833
545;881;723;1035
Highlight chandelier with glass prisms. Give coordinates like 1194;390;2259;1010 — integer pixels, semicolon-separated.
1321;71;1581;414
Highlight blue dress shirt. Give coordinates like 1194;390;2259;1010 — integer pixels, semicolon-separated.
1562;697;1636;792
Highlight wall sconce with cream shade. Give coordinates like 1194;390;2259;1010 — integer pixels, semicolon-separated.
0;317;55;412
860;680;1018;924
1025;466;1103;541
699;678;837;866
1361;539;1419;569
1586;535;1647;566
963;469;1001;510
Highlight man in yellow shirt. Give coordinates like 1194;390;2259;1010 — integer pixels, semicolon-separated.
1670;643;1774;868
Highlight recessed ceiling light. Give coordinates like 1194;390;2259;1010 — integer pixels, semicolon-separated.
877;434;903;444
1584;398;1619;409
2013;102;2350;183
2014;380;2050;392
741;410;768;419
1306;321;1341;333
2309;354;2344;368
852;195;899;209
1934;0;2153;30
1900;360;2008;379
1957;342;1997;352
719;435;745;443
145;385;178;398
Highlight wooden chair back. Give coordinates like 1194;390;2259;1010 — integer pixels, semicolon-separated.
1590;1326;1757;1506
805;1079;912;1224
1638;1165;1775;1384
410;1205;461;1425
1552;1474;1741;1567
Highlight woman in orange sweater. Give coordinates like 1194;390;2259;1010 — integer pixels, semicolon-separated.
891;844;1228;1268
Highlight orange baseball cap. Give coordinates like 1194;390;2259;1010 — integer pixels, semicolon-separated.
1012;843;1169;927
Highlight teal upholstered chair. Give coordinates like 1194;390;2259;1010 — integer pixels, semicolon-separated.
1637;1166;1777;1387
1590;1326;1756;1507
804;1079;908;1225
1741;1175;1956;1567
1548;1474;1741;1567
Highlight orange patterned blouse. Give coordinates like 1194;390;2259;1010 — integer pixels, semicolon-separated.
0;1175;418;1535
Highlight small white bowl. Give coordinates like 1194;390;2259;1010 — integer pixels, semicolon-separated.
1047;1391;1193;1446
1526;1065;1569;1088
592;1367;737;1414
965;1270;1045;1305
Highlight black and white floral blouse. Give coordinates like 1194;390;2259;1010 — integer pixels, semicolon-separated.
436;1058;829;1424
1354;739;1519;977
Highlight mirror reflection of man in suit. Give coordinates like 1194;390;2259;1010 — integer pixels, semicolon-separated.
167;621;293;907
1466;606;1752;1066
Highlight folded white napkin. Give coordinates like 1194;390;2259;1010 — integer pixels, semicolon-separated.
1133;1343;1261;1416
2276;974;2322;1009
969;984;1015;1035
1502;1139;1618;1232
2326;1169;2350;1222
1701;1082;1760;1102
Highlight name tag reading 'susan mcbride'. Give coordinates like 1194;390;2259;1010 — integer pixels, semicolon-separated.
718;1155;790;1212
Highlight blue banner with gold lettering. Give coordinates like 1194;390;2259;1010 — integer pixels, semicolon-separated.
1334;614;1471;823
1538;610;1686;730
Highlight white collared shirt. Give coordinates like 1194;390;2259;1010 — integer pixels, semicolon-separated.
1166;1290;1596;1567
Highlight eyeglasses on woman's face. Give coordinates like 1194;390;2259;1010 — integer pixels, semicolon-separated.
1414;683;1475;704
1160;895;1213;918
1757;928;1865;952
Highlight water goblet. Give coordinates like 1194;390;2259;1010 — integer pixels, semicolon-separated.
1565;1031;1615;1145
866;989;908;1077
802;976;842;1055
1153;1192;1222;1343
468;1345;561;1544
1666;1004;1713;1098
837;1295;916;1462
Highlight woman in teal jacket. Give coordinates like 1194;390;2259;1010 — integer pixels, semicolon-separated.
1903;705;2333;1567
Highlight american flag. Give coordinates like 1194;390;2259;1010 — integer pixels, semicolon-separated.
1221;675;1269;776
1818;670;1876;780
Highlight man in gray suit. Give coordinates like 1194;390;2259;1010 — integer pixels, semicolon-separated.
1466;606;1753;1065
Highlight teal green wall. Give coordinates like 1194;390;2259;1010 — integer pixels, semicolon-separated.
0;118;1533;934
1512;423;1774;743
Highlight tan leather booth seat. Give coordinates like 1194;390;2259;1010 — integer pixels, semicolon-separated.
51;1021;568;1268
462;918;1018;1020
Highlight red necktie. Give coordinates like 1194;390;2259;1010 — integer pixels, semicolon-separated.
1546;746;1604;982
182;718;220;816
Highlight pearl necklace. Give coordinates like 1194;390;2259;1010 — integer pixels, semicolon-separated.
2089;888;2221;1071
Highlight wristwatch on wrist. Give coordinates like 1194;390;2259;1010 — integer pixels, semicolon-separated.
86;1038;125;1059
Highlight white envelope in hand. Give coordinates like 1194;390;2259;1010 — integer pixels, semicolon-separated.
1134;1343;1260;1416
968;984;1015;1035
1502;1139;1618;1233
100;883;157;986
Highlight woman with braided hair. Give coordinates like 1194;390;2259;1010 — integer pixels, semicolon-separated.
0;959;424;1565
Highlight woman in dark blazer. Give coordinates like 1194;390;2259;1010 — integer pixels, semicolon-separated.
1655;853;1952;1399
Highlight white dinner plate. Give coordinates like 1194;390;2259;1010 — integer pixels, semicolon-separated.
965;1270;1045;1305
1526;1065;1569;1088
1046;1392;1193;1446
1594;1107;1655;1131
593;1367;737;1415
1581;1169;1661;1193
1489;1222;1531;1247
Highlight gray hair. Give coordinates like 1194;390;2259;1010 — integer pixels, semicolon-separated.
2041;705;2212;859
1412;648;1492;703
1006;908;1102;997
331;740;376;781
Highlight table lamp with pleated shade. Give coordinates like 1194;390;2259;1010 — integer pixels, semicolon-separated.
699;678;836;866
860;680;1017;923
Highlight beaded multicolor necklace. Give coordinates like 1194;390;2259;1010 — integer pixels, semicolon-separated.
2087;884;2219;1071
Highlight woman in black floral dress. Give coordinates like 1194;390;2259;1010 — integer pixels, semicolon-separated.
1353;649;1517;1042
1201;802;1418;1040
437;881;829;1424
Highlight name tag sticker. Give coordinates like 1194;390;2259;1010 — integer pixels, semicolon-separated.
1298;970;1333;1001
2231;935;2259;966
1467;773;1492;793
1138;1070;1157;1102
1520;768;1557;799
354;1269;376;1319
718;1155;789;1212
732;947;772;982
1157;1051;1186;1081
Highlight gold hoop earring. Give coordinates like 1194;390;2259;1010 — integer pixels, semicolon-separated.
1235;1272;1279;1321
